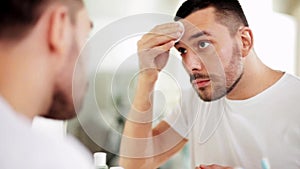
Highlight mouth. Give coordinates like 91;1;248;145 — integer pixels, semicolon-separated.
192;79;211;88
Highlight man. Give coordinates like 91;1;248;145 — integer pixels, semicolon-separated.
120;0;300;168
0;0;94;168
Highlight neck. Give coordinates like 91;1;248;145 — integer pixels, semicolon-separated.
226;50;284;100
0;40;53;121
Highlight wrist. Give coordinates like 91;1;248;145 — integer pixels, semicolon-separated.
138;69;159;85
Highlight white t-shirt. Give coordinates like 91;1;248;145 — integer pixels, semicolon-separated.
165;73;300;168
0;97;94;169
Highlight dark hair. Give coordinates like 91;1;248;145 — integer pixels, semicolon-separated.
0;0;83;40
175;0;249;35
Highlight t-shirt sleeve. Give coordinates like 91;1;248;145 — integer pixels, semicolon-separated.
164;103;189;139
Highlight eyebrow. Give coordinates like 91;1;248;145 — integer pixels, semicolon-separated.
189;31;212;40
175;30;212;46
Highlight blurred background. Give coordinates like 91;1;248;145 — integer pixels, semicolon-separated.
32;0;300;168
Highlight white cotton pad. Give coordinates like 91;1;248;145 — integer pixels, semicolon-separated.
175;21;185;43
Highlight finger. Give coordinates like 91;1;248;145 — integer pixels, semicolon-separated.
138;41;174;70
139;32;180;50
210;164;222;169
206;164;233;169
150;22;184;35
139;40;174;58
199;164;207;169
155;52;169;71
149;41;175;57
139;23;184;48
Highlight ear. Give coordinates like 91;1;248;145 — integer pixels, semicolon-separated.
239;27;253;57
47;5;72;62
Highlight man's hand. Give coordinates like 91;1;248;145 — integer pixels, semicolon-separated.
196;164;234;169
137;22;184;80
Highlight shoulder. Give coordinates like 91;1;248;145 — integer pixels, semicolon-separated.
269;73;300;104
0;113;93;169
277;73;300;92
29;131;94;169
284;73;300;84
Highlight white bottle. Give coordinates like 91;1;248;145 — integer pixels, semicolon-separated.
94;152;108;169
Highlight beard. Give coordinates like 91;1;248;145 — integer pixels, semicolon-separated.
43;37;87;120
190;42;244;102
43;91;76;120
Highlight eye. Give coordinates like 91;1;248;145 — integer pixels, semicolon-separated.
177;47;187;55
198;41;210;49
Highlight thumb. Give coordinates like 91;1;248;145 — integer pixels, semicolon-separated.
154;41;174;70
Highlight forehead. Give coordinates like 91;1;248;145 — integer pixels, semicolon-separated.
178;7;231;41
181;7;217;33
185;7;216;24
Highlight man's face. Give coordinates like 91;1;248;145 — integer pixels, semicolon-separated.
44;7;92;120
175;7;244;101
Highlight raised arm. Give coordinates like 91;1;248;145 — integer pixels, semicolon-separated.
119;23;187;169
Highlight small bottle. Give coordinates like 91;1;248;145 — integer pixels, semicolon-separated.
261;158;271;169
94;152;108;169
110;167;124;169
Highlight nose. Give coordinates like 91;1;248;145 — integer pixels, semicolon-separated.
182;50;204;73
